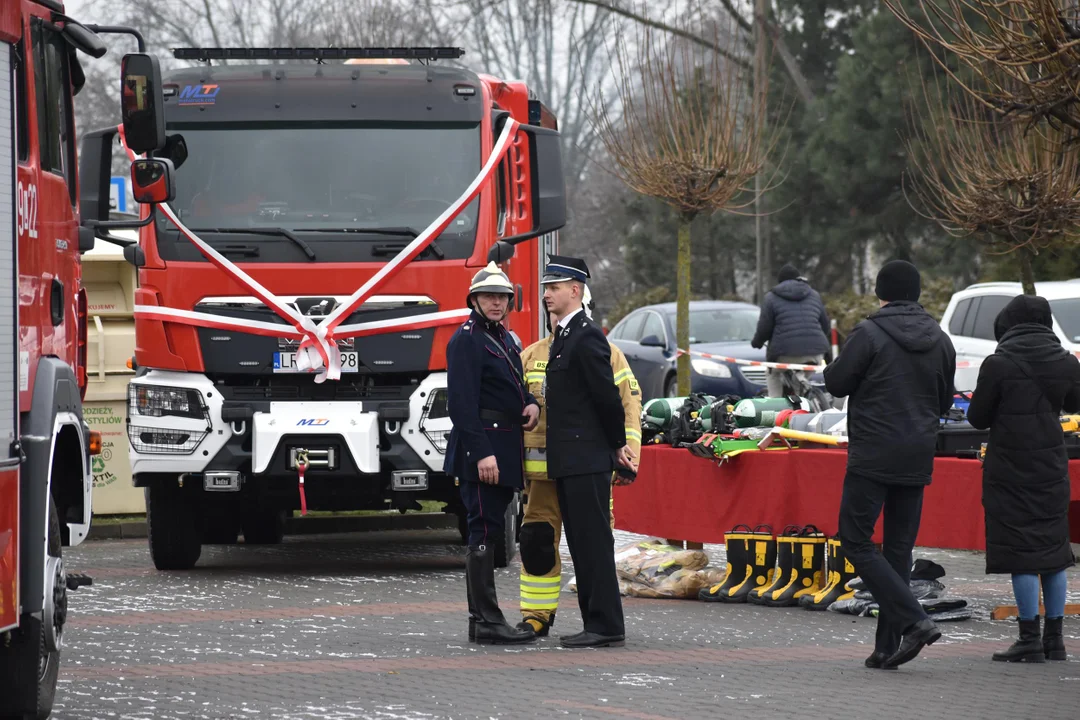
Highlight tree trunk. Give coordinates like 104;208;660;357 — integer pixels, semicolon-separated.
676;214;693;396
1019;249;1037;296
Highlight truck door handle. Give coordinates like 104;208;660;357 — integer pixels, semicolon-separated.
515;284;523;312
50;278;64;326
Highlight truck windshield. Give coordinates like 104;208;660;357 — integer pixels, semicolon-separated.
154;123;482;262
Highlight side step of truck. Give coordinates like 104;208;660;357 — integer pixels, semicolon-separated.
66;573;93;591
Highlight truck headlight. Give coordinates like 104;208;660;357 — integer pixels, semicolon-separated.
691;358;732;379
129;384;206;419
420;387;451;452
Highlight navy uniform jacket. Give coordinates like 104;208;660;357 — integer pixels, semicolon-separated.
443;310;537;490
545;311;626;478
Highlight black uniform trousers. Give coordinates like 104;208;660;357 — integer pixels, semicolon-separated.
838;475;929;654
556;471;624;636
460;481;515;548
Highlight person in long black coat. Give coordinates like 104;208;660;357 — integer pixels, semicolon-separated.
967;294;1080;663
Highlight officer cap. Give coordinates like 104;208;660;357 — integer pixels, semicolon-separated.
541;255;591;285
468;261;515;296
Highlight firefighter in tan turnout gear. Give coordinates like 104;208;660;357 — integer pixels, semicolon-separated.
516;285;643;636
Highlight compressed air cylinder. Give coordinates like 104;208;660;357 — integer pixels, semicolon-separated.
643;397;688;429
732;397;811;428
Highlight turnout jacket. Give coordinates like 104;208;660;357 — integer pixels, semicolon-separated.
443;310;537;490
520;334;642;481
544;311;628;478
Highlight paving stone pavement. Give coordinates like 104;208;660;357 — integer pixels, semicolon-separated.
51;526;1080;720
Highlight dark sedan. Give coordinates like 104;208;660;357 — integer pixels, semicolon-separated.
608;301;772;401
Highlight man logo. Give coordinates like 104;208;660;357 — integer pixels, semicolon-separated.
297;418;330;426
178;84;220;106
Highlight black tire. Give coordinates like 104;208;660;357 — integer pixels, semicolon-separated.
493;492;520;568
146;481;202;570
202;501;240;545
0;499;62;720
664;374;678;398
241;507;286;545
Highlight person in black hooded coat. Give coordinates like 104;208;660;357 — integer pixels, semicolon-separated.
751;264;832;397
824;260;956;671
967;294;1080;663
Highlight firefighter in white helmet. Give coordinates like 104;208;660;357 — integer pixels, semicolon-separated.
515;279;642;637
444;262;540;644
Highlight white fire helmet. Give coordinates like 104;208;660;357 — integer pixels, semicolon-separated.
583;284;594;319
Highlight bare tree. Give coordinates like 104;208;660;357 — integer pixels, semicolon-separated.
588;20;774;394
905;79;1080;294
883;0;1080;133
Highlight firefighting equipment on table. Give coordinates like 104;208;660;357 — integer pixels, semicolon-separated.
516;303;642;633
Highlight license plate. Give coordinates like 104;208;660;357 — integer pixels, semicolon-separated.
273;351;360;373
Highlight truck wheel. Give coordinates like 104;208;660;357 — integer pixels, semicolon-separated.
145;480;202;570
202;501;240;545
493;492;520;569
0;498;62;720
241;508;286;545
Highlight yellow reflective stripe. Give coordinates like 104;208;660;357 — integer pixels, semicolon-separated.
521;590;561;601
613;368;634;385
525;372;546;382
525;460;547;473
625;428;642;442
521;574;561;585
521;600;560;610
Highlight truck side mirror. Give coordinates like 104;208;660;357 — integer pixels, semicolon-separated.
131;158;175;204
121;53;166;154
519;124;567;237
489;113;567;246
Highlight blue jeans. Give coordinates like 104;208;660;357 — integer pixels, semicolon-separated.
1012;571;1068;620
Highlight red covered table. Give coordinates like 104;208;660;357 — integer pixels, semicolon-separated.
613;447;1080;550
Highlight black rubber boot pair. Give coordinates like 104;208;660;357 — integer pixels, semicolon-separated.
466;546;535;645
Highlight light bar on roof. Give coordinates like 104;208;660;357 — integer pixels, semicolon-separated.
171;47;465;62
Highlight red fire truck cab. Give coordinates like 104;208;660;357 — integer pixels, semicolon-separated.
78;47;565;572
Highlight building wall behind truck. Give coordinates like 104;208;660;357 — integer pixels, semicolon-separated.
82;237;142;514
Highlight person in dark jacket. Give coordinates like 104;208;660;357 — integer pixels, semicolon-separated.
751;264;832;397
541;255;634;648
445;261;540;645
967;294;1080;663
823;260;956;670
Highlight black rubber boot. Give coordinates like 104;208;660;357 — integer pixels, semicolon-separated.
466;546;536;645
764;525;826;607
700;525;775;603
802;536;859;610
992;617;1045;663
749;525;800;605
1043;616;1066;661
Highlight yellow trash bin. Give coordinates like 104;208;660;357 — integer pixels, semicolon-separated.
82;229;142;515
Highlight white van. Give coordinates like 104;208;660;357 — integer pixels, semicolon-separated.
939;280;1080;392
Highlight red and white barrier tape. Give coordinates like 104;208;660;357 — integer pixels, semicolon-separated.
675;348;825;372
121;118;521;382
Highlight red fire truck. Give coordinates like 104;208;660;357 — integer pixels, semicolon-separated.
0;1;139;717
78;46;565;571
